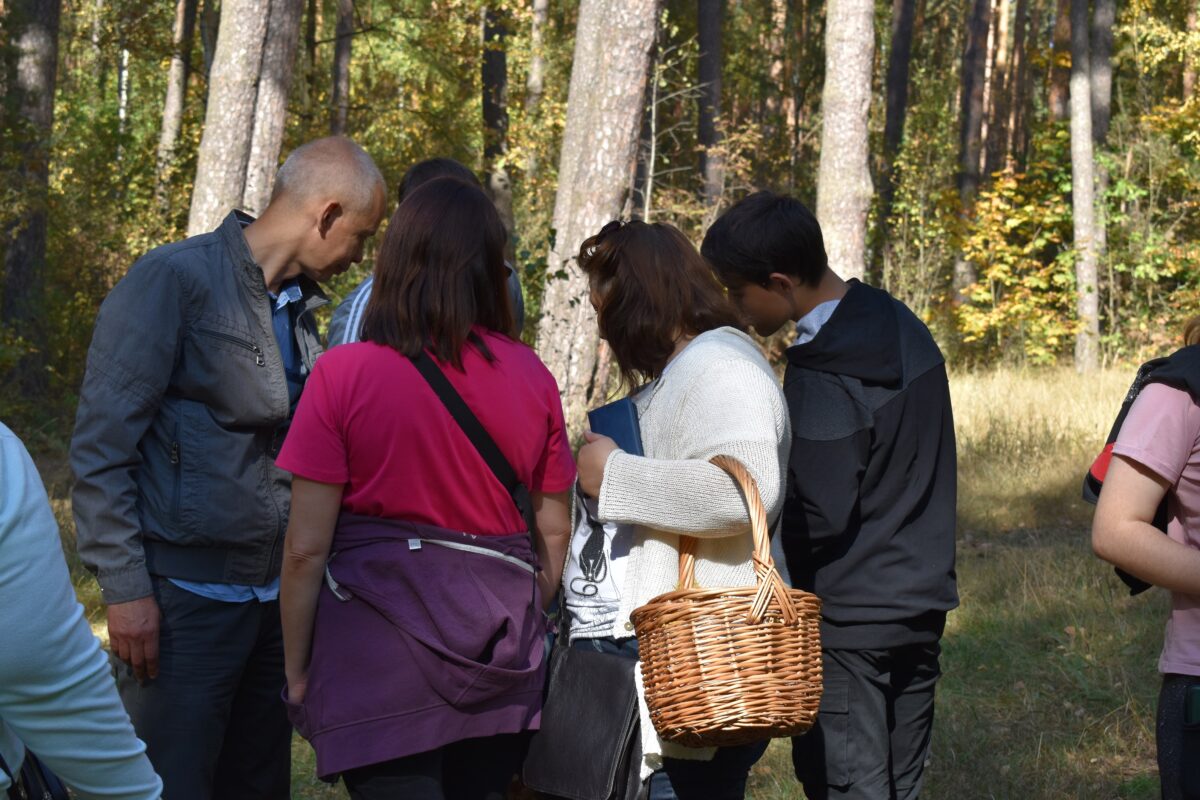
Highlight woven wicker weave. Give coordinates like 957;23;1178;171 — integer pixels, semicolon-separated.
630;455;823;748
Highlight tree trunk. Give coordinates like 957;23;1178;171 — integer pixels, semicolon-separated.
200;0;219;81
1049;0;1070;120
330;0;352;134
1185;1;1197;99
954;0;990;297
1;0;61;395
984;0;1011;177
482;6;514;253
187;0;269;236
155;0;198;208
534;0;658;433
1004;0;1030;168
881;0;916;224
697;0;723;207
816;0;874;282
303;0;316;123
1070;0;1099;371
525;0;548;114
243;0;303;216
1090;0;1114;144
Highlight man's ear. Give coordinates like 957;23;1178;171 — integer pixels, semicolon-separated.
317;202;344;237
766;272;797;295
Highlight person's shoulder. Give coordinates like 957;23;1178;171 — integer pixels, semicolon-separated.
318;340;398;372
677;327;772;374
119;233;220;290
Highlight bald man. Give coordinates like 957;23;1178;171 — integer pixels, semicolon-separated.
70;136;386;800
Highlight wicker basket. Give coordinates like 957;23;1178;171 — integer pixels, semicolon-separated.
630;455;823;748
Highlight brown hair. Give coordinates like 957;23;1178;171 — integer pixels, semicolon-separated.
578;220;743;388
360;177;513;367
1186;317;1200;347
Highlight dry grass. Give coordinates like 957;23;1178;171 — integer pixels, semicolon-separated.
37;366;1168;799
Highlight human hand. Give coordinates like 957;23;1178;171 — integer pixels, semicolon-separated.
286;673;309;705
107;595;161;682
577;431;619;498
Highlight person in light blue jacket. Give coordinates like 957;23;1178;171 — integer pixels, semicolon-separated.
0;421;162;800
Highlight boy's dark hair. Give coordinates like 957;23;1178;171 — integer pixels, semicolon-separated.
396;158;480;203
361;177;513;367
700;191;828;287
578;220;743;388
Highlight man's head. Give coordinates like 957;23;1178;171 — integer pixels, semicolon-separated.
396;158;481;204
700;191;829;336
269;136;387;283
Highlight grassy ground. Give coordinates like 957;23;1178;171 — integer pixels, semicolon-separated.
37;366;1167;799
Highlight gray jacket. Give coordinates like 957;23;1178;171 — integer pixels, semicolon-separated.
70;212;327;604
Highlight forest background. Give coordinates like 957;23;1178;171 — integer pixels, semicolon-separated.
1;0;1198;796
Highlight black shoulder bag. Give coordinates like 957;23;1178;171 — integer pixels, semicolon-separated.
0;749;69;800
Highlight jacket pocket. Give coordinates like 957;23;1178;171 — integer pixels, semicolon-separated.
195;326;265;366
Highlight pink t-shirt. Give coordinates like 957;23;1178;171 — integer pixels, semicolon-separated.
276;332;576;536
1113;382;1200;676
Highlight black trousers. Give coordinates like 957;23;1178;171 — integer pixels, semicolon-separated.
792;643;941;800
1158;673;1200;800
341;733;529;800
115;577;291;800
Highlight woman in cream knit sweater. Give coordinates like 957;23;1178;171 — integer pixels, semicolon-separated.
569;220;790;800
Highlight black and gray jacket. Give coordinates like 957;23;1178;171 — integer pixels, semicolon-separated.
782;280;959;649
70;212;327;604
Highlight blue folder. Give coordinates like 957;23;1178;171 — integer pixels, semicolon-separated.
587;397;644;457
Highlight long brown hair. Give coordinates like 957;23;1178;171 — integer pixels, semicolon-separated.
360;177;513;367
578;220;743;388
1185;317;1200;347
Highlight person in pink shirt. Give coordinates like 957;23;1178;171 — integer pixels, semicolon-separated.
276;177;574;800
1093;317;1200;800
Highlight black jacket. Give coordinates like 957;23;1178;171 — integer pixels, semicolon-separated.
782;280;959;649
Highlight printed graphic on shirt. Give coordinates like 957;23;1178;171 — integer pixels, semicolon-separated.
562;485;632;638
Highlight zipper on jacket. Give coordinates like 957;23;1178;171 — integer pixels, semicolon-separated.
196;327;265;366
170;420;181;519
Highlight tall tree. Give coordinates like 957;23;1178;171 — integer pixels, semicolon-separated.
187;0;269;235
200;0;219;80
697;0;723;207
154;0;198;207
1004;0;1032;168
1089;0;1114;336
816;0;874;282
1185;0;1197;99
1;0;61;394
243;0;303;215
1070;0;1099;370
881;0;917;225
1048;0;1071;120
954;0;990;297
523;0;549;178
482;6;514;242
330;0;353;134
535;0;658;432
984;0;1012;177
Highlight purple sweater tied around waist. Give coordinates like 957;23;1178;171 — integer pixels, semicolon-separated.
285;513;547;779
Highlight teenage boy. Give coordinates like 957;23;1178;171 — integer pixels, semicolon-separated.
701;191;958;800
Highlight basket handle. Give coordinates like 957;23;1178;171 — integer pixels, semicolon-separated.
676;455;798;625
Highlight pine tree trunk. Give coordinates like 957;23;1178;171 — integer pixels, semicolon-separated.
697;0;724;207
482;6;514;254
881;0;916;225
984;0;1011;177
187;0;269;236
1070;0;1099;371
155;0;198;208
535;0;658;433
954;0;990;297
1049;0;1071;120
243;0;303;216
1004;0;1030;168
817;0;874;282
1;0;61;395
330;0;352;134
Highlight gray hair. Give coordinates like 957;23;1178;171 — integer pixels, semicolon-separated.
272;136;385;214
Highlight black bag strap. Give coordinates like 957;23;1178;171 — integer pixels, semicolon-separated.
409;349;537;536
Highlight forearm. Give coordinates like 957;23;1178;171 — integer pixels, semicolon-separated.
1093;519;1200;596
280;554;325;685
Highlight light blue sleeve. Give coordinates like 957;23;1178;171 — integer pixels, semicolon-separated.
0;422;162;799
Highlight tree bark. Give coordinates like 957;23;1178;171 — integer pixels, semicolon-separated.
1070;0;1099;371
482;6;514;253
155;0;198;207
881;0;916;224
522;0;549;179
330;0;352;134
187;0;269;236
1185;1;1197;99
1090;0;1114;144
1049;0;1071;120
243;0;303;216
200;0;219;81
953;0;990;297
1004;0;1030;168
1;0;61;394
984;0;1011;177
535;0;658;433
697;0;723;207
816;0;874;282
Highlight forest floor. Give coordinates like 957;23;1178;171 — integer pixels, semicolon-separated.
35;366;1162;799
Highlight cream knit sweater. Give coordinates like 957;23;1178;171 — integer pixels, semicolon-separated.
595;326;790;771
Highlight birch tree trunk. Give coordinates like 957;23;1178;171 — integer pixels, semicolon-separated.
535;0;658;432
953;0;990;298
330;0;353;134
1070;0;1099;371
187;0;269;236
155;0;198;207
1089;0;1114;342
1;0;61;394
697;0;724;208
243;0;303;215
816;0;873;282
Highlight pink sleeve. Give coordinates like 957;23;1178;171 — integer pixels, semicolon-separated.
275;358;351;485
530;376;577;494
1112;382;1200;485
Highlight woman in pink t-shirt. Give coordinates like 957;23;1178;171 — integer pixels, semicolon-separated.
1093;318;1200;800
277;178;574;800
